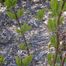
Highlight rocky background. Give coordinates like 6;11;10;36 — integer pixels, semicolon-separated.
0;0;66;66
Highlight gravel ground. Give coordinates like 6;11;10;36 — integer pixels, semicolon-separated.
0;0;66;66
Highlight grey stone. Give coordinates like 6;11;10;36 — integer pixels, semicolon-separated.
0;29;13;44
34;51;47;62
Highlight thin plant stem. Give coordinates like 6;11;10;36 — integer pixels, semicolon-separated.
13;8;30;56
53;0;65;66
23;34;30;55
61;56;65;66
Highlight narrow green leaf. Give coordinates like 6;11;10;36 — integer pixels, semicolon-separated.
47;53;53;65
7;11;16;19
56;55;61;63
18;43;27;50
5;0;17;9
65;59;66;63
15;56;22;66
17;9;24;18
16;28;21;34
16;23;32;35
50;35;57;48
0;55;4;64
22;55;32;66
21;23;32;34
58;0;63;10
48;18;57;31
50;0;59;16
36;9;44;20
63;3;66;11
